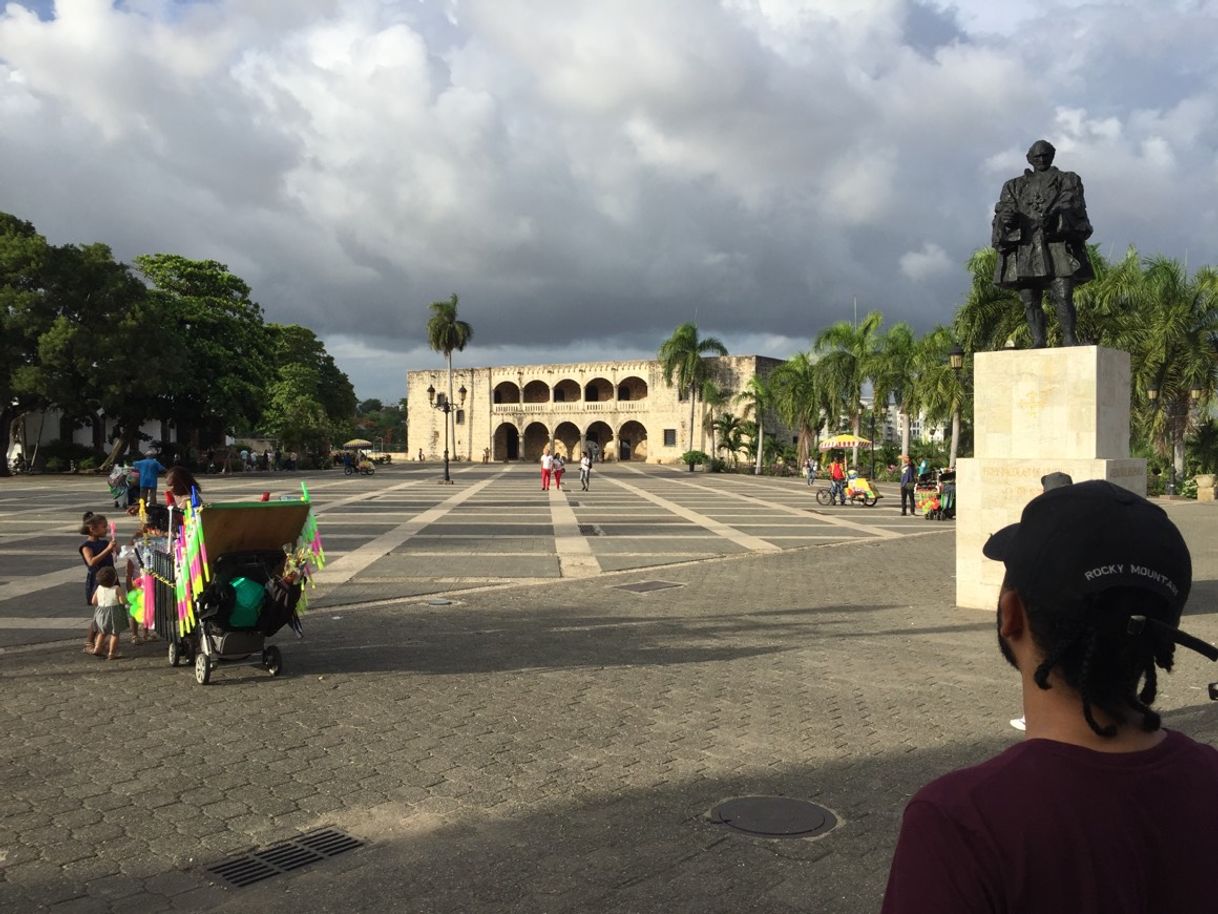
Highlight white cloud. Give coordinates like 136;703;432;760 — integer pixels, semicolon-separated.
900;243;952;282
1;0;1217;399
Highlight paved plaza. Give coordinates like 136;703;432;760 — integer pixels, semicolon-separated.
2;464;1216;912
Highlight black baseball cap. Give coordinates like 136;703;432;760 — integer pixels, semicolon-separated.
983;480;1217;660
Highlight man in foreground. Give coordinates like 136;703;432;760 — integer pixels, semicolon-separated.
882;480;1218;913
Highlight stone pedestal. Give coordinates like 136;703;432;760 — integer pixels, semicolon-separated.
955;347;1145;609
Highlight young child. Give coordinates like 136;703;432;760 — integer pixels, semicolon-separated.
88;566;125;659
120;538;154;644
79;512;116;652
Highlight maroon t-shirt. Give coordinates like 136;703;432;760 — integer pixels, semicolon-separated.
882;730;1218;914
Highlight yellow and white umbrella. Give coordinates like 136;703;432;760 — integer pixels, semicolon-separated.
818;434;872;450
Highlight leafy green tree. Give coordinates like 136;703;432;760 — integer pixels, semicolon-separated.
269;323;356;429
19;243;149;454
135;254;273;445
767;352;826;464
426;293;473;460
0;213;53;474
658;322;728;451
262;363;334;456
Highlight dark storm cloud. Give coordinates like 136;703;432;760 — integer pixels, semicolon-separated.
1;0;1216;399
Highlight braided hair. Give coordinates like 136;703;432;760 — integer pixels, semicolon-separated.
1023;586;1177;737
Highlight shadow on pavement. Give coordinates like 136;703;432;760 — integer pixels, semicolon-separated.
287;603;906;676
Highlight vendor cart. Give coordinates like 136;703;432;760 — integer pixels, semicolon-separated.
149;497;323;685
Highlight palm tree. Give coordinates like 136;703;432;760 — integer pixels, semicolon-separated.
871;323;917;457
426;293;473;467
735;374;771;475
1102;256;1218;475
954;248;1025;353
768;352;826;464
910;327;969;468
814;310;884;466
699;379;732;456
658;323;728;450
712;412;745;466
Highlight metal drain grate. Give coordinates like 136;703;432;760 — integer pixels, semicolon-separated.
613;580;684;594
206;827;364;888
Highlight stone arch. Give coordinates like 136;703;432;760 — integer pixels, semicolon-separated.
523;380;550;403
618;420;648;461
553;379;581;403
553;421;581;459
523;422;551;461
493;422;520;460
493;381;521;404
584;377;614;402
617;376;648;401
585;420;614;461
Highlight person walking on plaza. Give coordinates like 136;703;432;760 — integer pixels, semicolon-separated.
828;456;846;505
552;454;565;490
899;455;916;516
882;480;1218;914
579;453;592;491
540;449;553;491
132;451;165;506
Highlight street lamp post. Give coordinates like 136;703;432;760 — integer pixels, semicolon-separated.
427;382;467;484
1146;385;1203;496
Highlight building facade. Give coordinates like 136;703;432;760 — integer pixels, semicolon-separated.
406;356;784;464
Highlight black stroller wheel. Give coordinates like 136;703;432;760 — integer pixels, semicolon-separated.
168;640;182;667
262;646;283;677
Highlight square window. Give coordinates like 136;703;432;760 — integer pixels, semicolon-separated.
455;410;465;425
663;429;677;447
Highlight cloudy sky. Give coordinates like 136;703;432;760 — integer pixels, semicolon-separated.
3;0;1217;399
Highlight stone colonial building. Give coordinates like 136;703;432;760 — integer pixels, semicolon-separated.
406;356;785;464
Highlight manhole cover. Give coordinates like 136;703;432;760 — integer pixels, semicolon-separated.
709;797;838;839
614;580;684;594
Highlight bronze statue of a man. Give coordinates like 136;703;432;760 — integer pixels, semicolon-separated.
992;140;1094;347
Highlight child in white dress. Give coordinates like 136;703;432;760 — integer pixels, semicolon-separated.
89;566;126;660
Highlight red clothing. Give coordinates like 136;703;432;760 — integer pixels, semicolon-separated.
882;730;1218;914
541;468;551;490
830;462;845;481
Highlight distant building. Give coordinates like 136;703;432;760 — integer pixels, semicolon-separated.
406;356;788;463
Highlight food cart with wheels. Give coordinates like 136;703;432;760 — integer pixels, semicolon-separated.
144;490;325;685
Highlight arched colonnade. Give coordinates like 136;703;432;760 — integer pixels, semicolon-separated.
492;376;649;405
493;420;649;462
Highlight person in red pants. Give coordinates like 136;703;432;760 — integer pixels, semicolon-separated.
553;454;565;490
540;450;553;490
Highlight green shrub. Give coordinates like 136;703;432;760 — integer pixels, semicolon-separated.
78;456;99;471
708;458;727;473
45;457;66;473
680;450;709;467
39;440;97;464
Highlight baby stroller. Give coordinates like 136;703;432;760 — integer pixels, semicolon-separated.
107;464;139;509
938;469;956;520
152;498;323;685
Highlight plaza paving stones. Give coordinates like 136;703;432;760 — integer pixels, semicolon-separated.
2;465;1216;912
